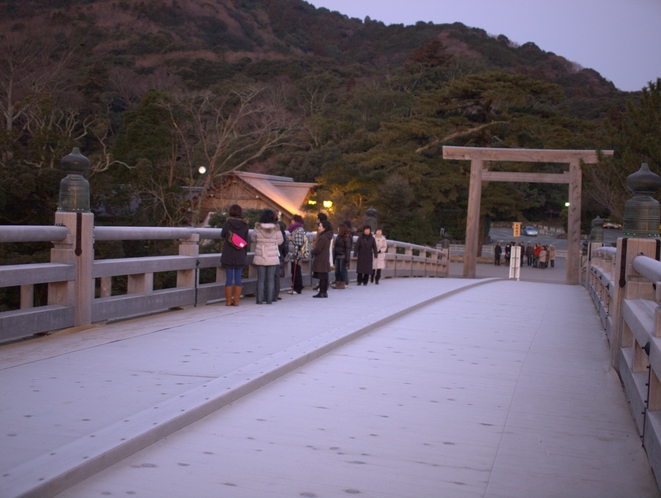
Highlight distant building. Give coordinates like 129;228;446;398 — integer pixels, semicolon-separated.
200;172;316;226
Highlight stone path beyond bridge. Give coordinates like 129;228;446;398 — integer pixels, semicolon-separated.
0;276;658;498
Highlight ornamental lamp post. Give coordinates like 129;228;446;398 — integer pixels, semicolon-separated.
622;163;661;238
365;206;378;232
55;147;94;327
590;216;604;243
58;147;91;212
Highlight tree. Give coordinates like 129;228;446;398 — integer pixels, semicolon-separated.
165;84;302;225
585;78;661;221
0;22;75;135
111;84;303;226
317;72;594;246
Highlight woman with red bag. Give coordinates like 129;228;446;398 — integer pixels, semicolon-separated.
220;204;249;306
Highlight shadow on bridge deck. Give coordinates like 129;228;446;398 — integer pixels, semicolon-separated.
0;276;657;498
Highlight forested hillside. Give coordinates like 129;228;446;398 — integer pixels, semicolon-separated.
0;0;658;253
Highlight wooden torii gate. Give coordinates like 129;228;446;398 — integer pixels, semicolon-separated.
442;146;613;285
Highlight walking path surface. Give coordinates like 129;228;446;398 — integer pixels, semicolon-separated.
449;254;568;284
1;274;658;497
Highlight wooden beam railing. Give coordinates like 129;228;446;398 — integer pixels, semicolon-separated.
588;241;661;483
0;226;449;343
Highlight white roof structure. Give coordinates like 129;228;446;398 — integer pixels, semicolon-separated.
233;171;316;216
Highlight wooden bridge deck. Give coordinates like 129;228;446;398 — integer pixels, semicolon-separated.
0;276;657;498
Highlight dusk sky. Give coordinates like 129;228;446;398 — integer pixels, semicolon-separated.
306;0;661;92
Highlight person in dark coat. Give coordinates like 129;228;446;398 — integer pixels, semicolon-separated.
273;215;287;301
220;204;249;306
525;243;534;266
332;223;353;289
354;225;378;286
494;242;502;266
311;219;333;298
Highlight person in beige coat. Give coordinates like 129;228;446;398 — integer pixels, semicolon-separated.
371;228;387;284
548;244;556;268
539;245;548;269
252;209;284;304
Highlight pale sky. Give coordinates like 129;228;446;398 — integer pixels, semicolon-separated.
306;0;661;92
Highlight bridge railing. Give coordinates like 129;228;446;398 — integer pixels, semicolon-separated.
0;225;449;343
588;240;661;479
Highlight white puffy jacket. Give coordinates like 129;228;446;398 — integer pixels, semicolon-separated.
251;223;284;266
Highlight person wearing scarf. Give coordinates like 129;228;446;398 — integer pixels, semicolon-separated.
286;215;306;295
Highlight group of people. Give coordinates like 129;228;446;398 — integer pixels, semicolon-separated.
299;213;388;298
220;205;287;305
494;241;556;269
219;205;387;305
525;243;555;269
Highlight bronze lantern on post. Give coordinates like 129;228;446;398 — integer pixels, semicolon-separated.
365;206;378;232
622;163;661;238
58;147;91;213
590;216;604;243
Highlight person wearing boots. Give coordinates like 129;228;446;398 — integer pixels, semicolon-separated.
355;225;378;286
220;204;249;306
311;219;333;298
372;227;387;284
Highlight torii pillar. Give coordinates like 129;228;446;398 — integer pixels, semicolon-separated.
442;146;613;285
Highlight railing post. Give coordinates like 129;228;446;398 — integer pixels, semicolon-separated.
386;243;396;277
53;212;94;327
48;232;75;308
405;246;413;276
20;285;34;309
100;277;112;298
177;234;199;288
128;273;153;295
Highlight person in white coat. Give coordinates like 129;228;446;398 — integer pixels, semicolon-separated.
371;227;387;284
252;209;284;304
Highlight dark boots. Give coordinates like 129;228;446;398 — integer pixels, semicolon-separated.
313;279;328;298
